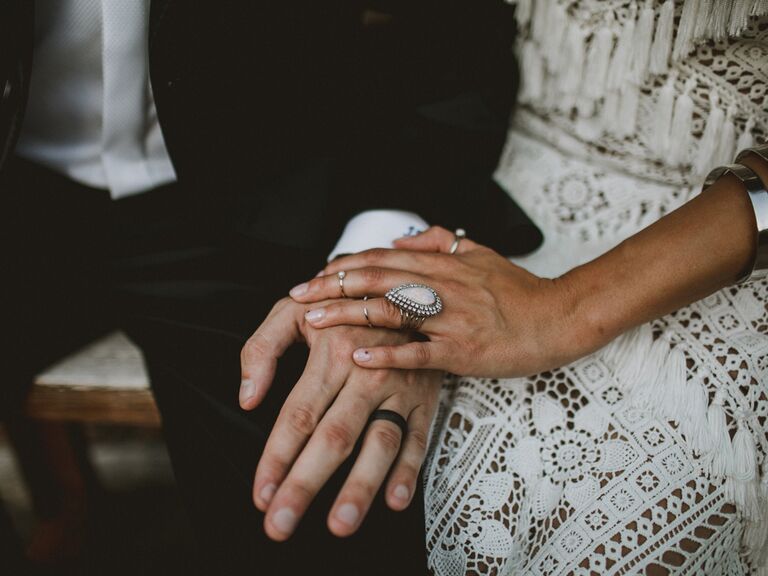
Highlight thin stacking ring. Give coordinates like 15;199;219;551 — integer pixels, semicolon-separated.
363;296;373;328
449;228;466;255
338;271;347;298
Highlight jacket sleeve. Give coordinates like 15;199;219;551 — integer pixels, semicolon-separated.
328;0;542;256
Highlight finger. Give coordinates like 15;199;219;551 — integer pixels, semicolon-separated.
327;401;406;537
317;248;445;281
289;267;432;303
304;298;403;331
393;226;478;254
262;385;378;541
351;341;454;371
385;404;432;511
240;300;301;410
252;344;341;512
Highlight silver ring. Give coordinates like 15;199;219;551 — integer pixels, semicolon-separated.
449;228;466;255
338;271;347;298
363;296;373;328
385;284;442;331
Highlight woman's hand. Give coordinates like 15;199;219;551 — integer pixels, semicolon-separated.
288;227;593;377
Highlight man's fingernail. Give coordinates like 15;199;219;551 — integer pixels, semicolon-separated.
335;503;360;527
289;283;309;298
353;349;372;362
272;507;298;534
393;485;410;502
304;309;325;323
259;483;277;505
239;379;257;404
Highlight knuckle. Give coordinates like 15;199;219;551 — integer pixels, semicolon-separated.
241;333;270;364
345;480;377;503
408;428;429;454
379;346;396;364
412;344;431;367
392;462;420;486
286;405;318;437
361;266;385;285
321;422;356;455
283;479;315;506
379;300;401;326
369;423;403;454
363;248;387;264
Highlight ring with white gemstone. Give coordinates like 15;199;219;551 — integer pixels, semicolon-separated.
384;283;443;331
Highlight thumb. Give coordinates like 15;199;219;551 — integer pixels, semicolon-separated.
239;300;301;410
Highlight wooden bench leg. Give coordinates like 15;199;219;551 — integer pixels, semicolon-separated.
5;416;95;567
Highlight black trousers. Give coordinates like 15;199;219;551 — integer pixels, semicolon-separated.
0;157;428;575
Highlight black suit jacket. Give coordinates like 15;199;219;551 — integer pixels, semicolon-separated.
0;0;542;257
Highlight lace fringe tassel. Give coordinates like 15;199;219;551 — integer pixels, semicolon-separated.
603;324;654;393
707;390;733;478
630;337;671;411
649;0;675;75
513;0;533;29
709;0;735;40
657;346;688;421
726;415;760;521
738;117;756;150
673;0;702;62
695;92;725;176
668;77;696;166
742;460;768;570
630;0;654;84
718;105;738;164
582;15;614;100
679;375;712;455
616;82;640;139
544;2;568;75
530;0;550;47
651;72;676;156
754;0;768;17
520;40;544;104
560;26;586;98
693;0;715;40
606;5;636;92
730;0;754;36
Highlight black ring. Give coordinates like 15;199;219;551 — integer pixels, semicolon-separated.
368;409;408;438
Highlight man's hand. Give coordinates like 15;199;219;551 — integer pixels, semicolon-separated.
239;297;442;541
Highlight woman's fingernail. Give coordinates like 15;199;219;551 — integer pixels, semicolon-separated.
353;349;372;362
315;270;325;278
289;283;309;298
335;503;360;527
259;483;277;505
239;379;257;404
304;309;325;323
393;485;410;502
272;508;298;534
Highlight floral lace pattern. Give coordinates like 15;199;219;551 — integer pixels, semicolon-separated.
423;2;768;574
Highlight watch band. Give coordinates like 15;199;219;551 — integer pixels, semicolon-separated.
703;162;768;283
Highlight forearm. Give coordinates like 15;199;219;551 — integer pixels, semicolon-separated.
563;157;767;355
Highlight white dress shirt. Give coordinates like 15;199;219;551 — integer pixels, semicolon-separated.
16;0;176;199
15;0;425;251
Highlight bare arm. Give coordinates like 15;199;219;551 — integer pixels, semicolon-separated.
287;154;768;377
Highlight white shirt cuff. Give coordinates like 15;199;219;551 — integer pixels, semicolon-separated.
328;210;429;262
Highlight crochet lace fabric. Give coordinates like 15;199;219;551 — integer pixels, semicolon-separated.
423;2;768;574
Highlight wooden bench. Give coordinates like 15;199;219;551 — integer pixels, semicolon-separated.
26;331;160;427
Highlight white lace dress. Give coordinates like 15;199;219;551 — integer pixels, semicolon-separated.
423;2;768;574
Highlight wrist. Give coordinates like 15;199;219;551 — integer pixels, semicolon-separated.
554;250;630;362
